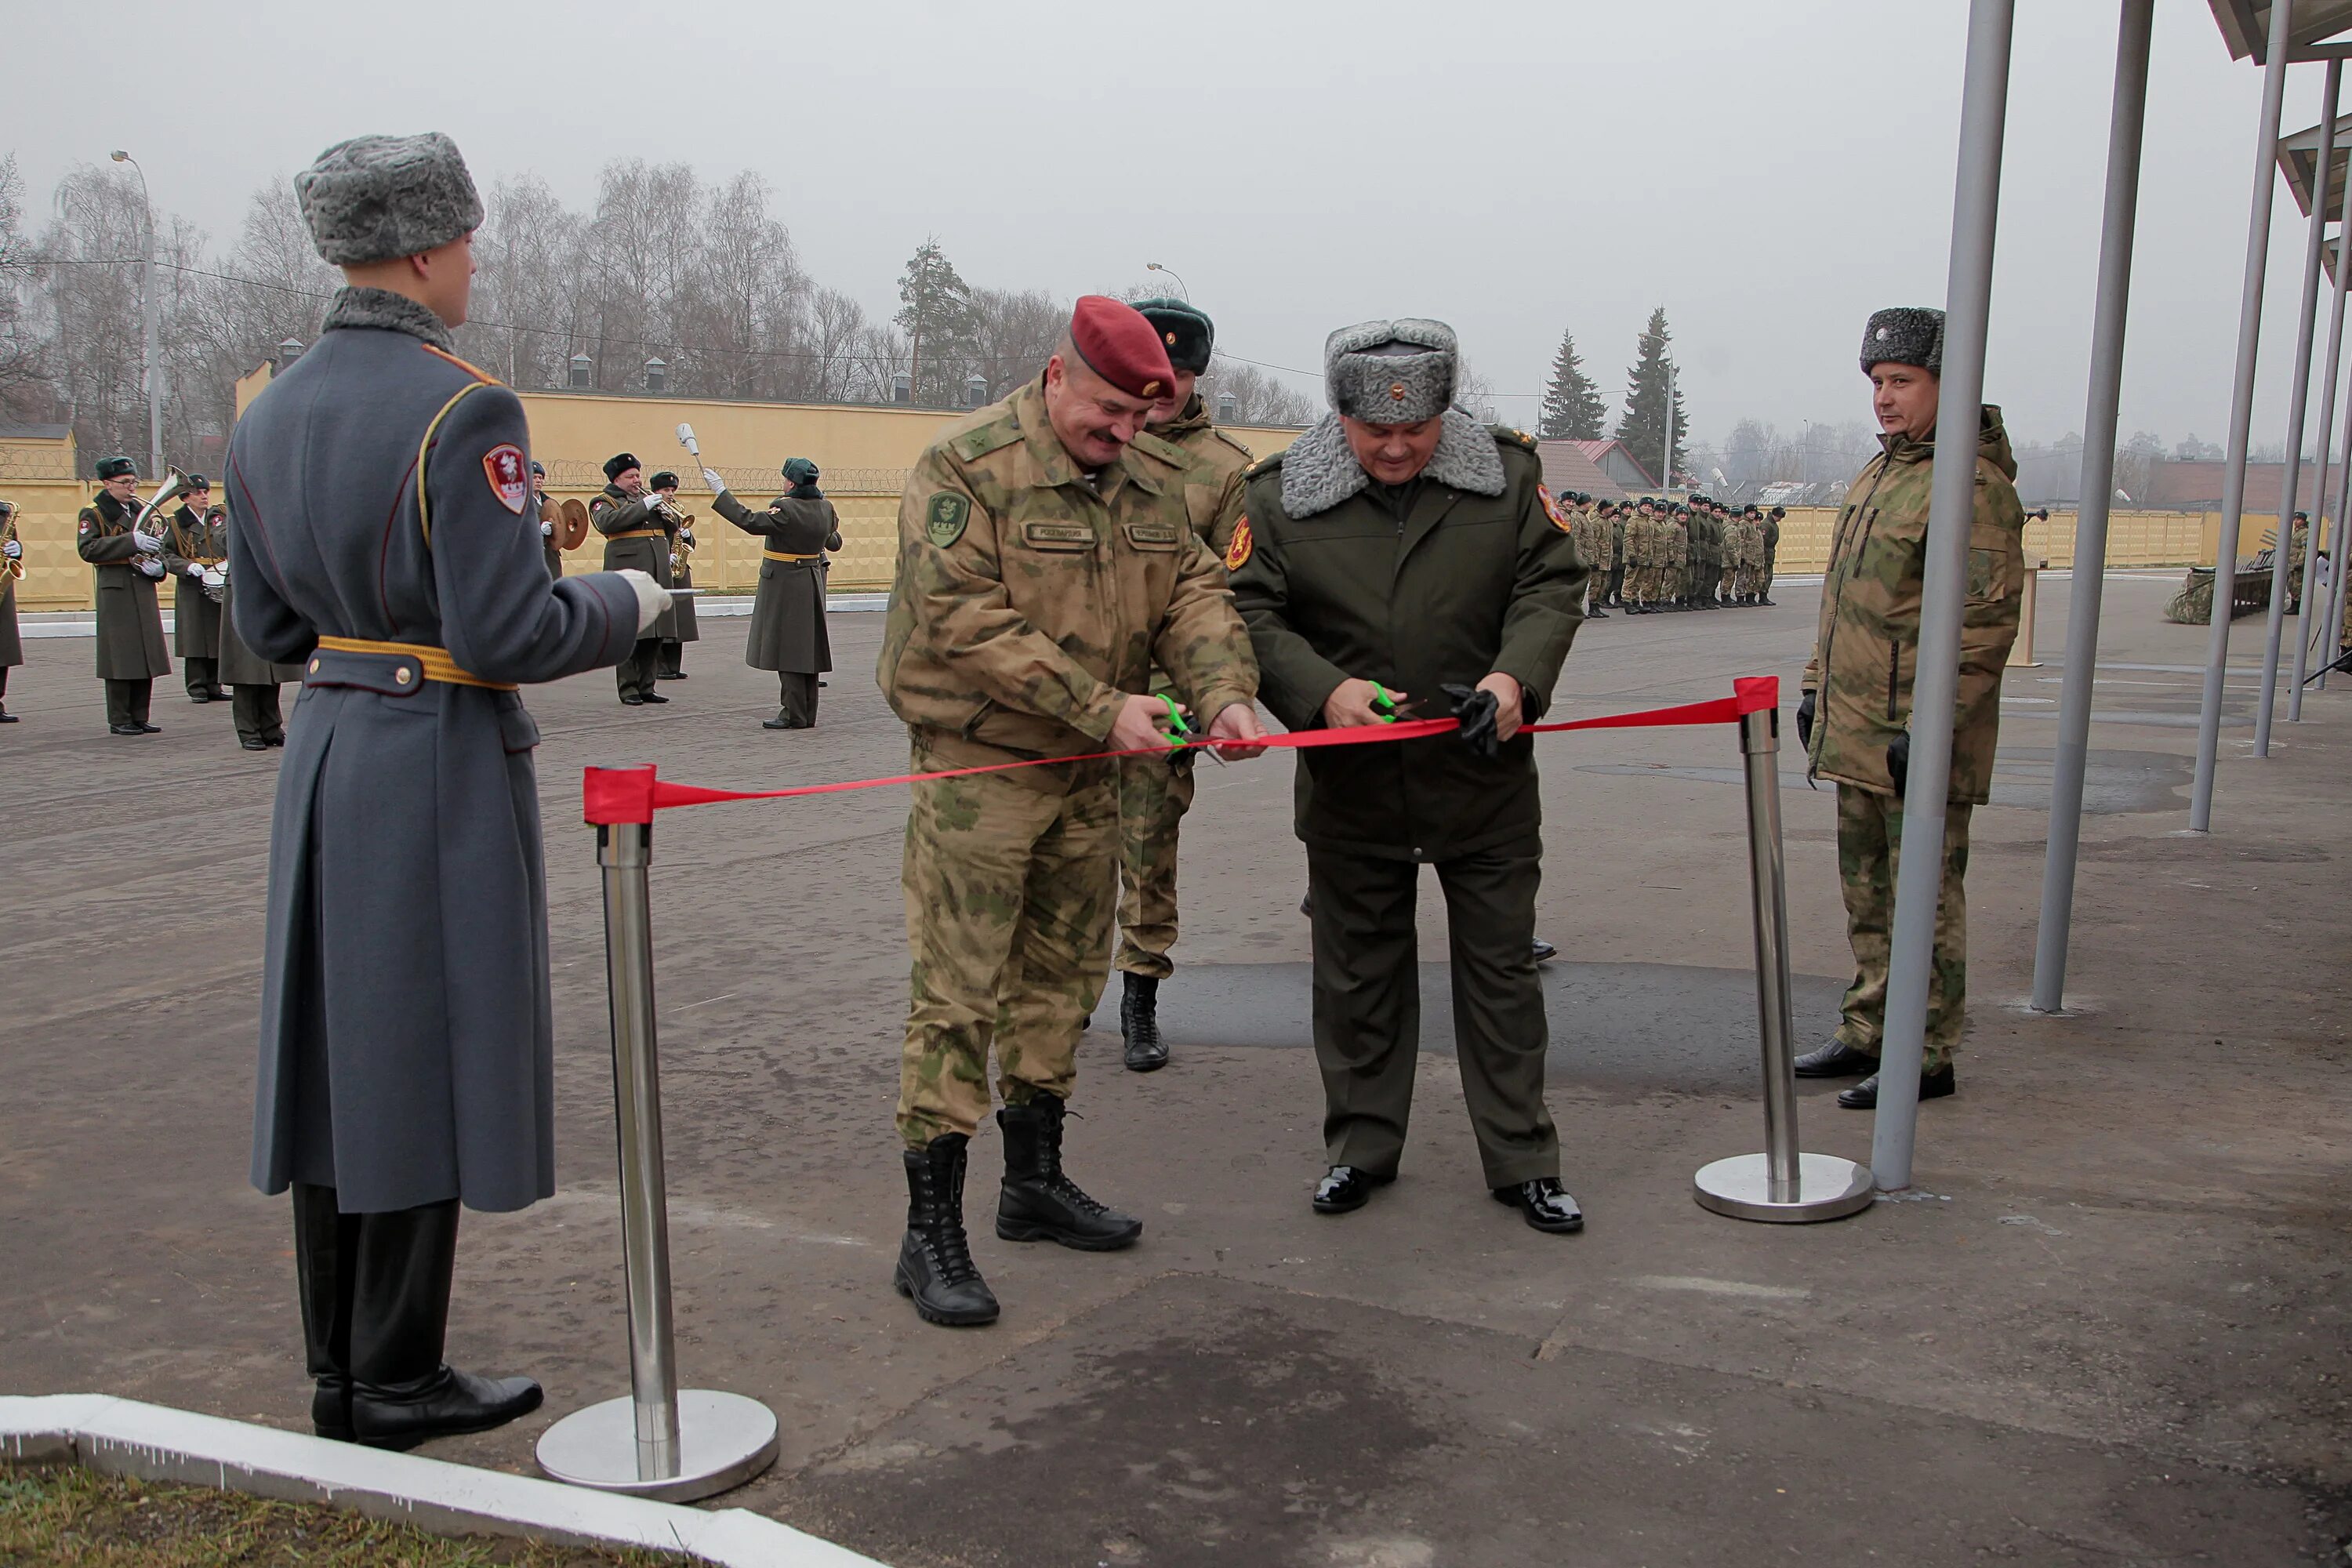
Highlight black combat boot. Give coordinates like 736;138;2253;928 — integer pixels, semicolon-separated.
996;1096;1143;1250
893;1134;999;1327
1120;972;1168;1072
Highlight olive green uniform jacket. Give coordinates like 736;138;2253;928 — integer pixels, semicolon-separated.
1229;415;1587;862
1802;405;2025;804
877;376;1257;764
76;492;172;681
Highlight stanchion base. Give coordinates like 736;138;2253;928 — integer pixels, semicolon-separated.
1693;1152;1875;1224
535;1389;779;1502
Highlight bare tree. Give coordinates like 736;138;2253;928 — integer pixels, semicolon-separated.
1196;358;1314;425
0;154;50;423
967;285;1062;401
458;175;583;389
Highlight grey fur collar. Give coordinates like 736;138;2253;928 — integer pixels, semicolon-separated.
1279;408;1506;519
321;286;454;351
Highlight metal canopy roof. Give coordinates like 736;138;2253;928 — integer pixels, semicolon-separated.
2277;113;2352;213
2208;0;2352;62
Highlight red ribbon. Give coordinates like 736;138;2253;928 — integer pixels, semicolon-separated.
582;675;1780;826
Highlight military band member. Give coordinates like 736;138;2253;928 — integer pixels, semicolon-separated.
593;452;674;705
216;495;305;750
1794;306;2023;1109
877;297;1262;1328
0;499;21;723
162;477;230;701
712;456;840;729
76;455;172;735
228;132;665;1448
648;471;699;680
532;460;562;581
1111;296;1253;1072
1230;318;1586;1235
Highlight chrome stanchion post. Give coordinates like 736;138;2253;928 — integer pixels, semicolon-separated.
537;817;779;1503
1693;700;1875;1223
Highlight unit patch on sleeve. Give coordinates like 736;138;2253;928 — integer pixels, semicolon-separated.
482;445;530;514
925;492;971;547
1224;515;1254;571
1539;488;1573;534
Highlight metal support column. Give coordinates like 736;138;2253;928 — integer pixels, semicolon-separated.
2328;424;2352;681
2292;157;2352;716
1695;697;1873;1222
2031;0;2154;1014
537;820;779;1504
2256;60;2340;751
2191;0;2297;829
1871;0;2013;1192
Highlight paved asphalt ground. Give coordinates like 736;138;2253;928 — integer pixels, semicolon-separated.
4;575;2347;1566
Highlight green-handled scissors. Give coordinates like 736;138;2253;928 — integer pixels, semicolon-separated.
1370;684;1401;724
1156;693;1196;748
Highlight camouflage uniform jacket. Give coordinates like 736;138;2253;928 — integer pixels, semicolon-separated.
1131;394;1254;698
877;376;1257;763
1802;404;2025;804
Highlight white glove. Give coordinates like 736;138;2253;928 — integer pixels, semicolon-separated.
187;563;205;579
139;559;165;579
615;568;672;634
679;528;694;544
2;538;19;559
132;531;162;552
202;567;226;587
701;467;726;495
540;520;554;537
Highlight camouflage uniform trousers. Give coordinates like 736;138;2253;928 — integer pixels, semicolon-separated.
1115;749;1197;981
896;739;1120;1145
1832;783;1971;1071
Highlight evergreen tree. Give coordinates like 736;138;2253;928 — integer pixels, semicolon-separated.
1537;328;1606;440
1613;307;1688;487
894;237;978;405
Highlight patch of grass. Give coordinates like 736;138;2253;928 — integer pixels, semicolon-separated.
0;1465;686;1566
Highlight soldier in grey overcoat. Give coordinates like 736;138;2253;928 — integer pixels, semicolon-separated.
227;131;666;1451
592;452;674;705
75;454;172;734
162;477;229;702
712;456;838;728
0;499;21;723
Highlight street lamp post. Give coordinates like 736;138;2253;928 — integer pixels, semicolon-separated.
1145;261;1190;300
110;151;162;481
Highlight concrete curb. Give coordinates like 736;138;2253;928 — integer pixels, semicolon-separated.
0;1395;884;1567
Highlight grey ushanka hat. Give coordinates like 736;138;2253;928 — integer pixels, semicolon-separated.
1326;318;1458;423
296;132;484;267
1860;307;1944;376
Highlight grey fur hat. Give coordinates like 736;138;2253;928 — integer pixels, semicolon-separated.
1860;306;1944;376
296;132;484;267
1325;318;1457;423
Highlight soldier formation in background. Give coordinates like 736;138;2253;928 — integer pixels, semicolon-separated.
1792;306;2024;1110
1555;491;1785;615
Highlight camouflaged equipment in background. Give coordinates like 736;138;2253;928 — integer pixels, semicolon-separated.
877;377;1258;761
1802;405;2025;804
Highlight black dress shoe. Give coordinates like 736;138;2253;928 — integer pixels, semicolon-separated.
1493;1177;1584;1234
620;695;644;706
140;722;162;733
312;1376;353;1442
187;691;212;704
110;723;144;736
265;734;287;746
241;738;270;751
1792;1040;1878;1078
1312;1165;1391;1215
1531;938;1559;963
1587;608;1610;619
350;1364;543;1451
208;687;231;700
639;691;669;704
1838;1065;1957;1110
0;710;17;723
659;671;688;680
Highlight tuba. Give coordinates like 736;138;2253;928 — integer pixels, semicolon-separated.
128;467;193;569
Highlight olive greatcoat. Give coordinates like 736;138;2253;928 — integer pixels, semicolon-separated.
216;567;307;687
162;503;226;659
75;492;172;680
593;486;677;641
720;488;839;673
0;569;20;669
227;286;642;1215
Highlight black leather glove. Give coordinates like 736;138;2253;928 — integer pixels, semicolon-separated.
1796;691;1815;750
1886;731;1911;800
1440;682;1501;759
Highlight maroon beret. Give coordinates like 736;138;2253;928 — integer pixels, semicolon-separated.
1068;296;1176;401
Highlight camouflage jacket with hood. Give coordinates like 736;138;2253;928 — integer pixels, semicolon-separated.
1802;403;2025;803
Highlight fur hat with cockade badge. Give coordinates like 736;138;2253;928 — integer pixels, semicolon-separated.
1860;307;1944;376
1324;318;1457;424
296;132;484;267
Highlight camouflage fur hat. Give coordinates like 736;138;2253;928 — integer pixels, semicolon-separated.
296;132;484;267
1861;307;1944;376
1325;318;1457;423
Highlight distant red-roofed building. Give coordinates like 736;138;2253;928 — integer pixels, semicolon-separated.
1567;438;1660;494
1534;441;1631;502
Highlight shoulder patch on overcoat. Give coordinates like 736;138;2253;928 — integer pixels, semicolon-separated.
925;492;971;546
1225;516;1254;571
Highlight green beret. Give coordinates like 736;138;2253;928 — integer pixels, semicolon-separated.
1131;296;1214;375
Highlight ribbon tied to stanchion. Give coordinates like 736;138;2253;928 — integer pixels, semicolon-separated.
582;675;1781;823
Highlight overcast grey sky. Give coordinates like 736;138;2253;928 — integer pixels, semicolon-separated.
13;1;2344;452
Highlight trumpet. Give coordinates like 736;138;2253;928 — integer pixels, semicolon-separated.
0;501;22;584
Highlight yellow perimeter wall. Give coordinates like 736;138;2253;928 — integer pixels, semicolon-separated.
6;395;2328;608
